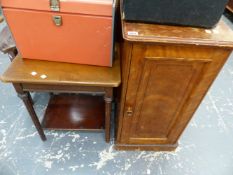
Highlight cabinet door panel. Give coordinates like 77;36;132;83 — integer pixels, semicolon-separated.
124;51;211;144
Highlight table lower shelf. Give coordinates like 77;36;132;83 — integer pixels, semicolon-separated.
42;94;105;131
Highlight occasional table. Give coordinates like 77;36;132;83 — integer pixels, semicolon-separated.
1;55;121;142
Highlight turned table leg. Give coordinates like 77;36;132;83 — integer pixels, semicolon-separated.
13;84;46;141
28;92;34;105
104;88;113;143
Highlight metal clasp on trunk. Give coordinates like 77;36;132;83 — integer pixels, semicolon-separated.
50;0;60;11
53;16;62;26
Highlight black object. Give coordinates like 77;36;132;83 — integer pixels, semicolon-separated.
122;0;229;28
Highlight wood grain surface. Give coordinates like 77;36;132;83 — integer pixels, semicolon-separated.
227;0;233;13
1;55;121;87
42;94;105;130
122;19;233;48
116;19;233;150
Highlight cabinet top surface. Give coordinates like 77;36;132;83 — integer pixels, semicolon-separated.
1;56;121;87
122;19;233;48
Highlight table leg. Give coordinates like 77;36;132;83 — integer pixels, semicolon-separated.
28;92;34;105
13;84;46;141
104;88;113;143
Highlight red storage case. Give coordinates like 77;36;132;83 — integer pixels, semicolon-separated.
1;0;114;67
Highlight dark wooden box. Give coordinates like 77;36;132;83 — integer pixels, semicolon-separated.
122;0;229;28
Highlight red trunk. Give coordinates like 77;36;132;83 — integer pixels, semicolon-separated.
1;0;113;67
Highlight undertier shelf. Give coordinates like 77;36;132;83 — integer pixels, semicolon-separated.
42;94;105;131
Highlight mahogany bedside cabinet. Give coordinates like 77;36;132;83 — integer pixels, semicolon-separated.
227;0;233;13
0;54;121;142
115;19;233;151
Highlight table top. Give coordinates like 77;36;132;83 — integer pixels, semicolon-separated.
122;19;233;48
1;54;121;87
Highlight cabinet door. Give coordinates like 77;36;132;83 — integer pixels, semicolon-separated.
120;44;214;145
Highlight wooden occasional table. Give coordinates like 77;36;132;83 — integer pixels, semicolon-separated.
1;55;121;142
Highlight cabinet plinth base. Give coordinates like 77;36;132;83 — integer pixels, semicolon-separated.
114;143;178;151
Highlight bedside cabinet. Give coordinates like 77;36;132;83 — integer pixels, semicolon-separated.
116;19;233;151
227;0;233;13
